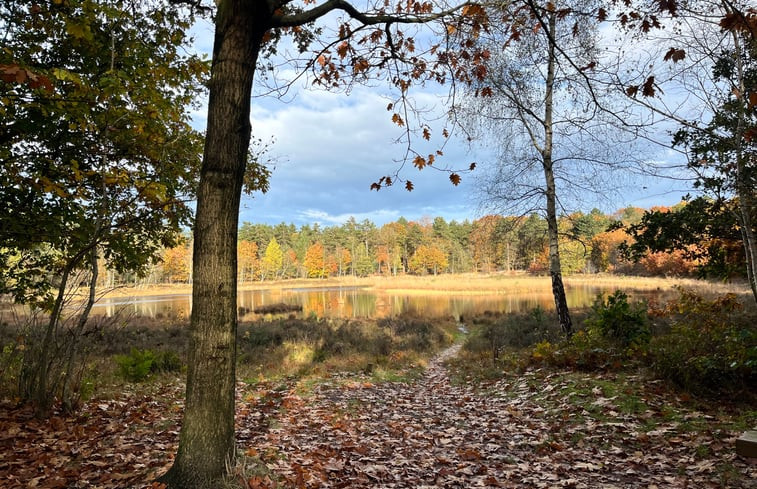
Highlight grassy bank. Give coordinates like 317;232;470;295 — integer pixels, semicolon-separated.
0;311;460;403
96;273;751;299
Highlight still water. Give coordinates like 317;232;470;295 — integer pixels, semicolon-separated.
90;285;654;320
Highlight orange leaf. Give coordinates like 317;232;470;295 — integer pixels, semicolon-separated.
316;54;327;67
449;173;461;186
337;41;349;59
413;155;426;169
748;92;757;108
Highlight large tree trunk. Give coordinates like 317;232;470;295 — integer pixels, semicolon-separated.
542;9;572;337
159;2;269;487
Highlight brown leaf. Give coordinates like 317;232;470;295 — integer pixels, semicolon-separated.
663;47;686;63
449;173;461;186
642;76;656;97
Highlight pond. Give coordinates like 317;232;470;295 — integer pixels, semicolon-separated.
89;284;665;321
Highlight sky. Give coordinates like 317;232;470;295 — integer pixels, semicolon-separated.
187;18;697;228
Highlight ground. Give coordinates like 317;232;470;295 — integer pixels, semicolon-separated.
3;343;753;488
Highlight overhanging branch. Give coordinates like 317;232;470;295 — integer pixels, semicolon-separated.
273;0;473;28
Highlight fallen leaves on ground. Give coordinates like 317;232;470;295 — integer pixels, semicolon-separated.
2;345;755;488
242;344;756;488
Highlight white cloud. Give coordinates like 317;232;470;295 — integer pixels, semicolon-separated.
188;17;694;228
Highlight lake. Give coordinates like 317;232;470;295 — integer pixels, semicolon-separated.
89;284;662;320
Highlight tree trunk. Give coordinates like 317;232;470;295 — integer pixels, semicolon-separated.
62;246;99;411
32;259;76;417
730;30;757;306
542;9;572;337
159;2;269;487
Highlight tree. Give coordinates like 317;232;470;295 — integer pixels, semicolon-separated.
163;245;192;283
673;37;757;300
237;239;259;282
261;237;283;280
457;0;640;336
613;1;757;303
409;244;449;275
158;0;488;484
0;0;205;415
622;197;748;280
590;228;631;273
304;242;328;278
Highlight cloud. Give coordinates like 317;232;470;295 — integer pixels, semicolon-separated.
239;86;479;226
187;18;695;228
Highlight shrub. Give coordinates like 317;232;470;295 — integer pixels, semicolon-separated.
649;289;757;395
115;348;183;382
465;307;561;363
585;290;650;350
115;348;155;382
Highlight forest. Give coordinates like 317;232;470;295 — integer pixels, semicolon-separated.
1;0;756;488
139;203;744;285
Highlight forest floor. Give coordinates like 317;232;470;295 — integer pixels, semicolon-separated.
2;342;755;489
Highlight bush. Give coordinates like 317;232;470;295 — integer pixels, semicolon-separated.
115;348;155;382
585;290;650;350
465;307;561;362
649;289;757;395
115;348;183;382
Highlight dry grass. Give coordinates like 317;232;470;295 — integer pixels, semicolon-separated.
94;273;751;300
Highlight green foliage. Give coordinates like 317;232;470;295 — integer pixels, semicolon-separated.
0;0;207;305
115;348;183;382
649;289;757;395
464;307;561;362
115;348;156;382
622;197;746;280
585;290;650;350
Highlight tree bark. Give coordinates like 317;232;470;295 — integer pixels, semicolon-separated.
730;30;757;306
542;9;573;337
61;246;99;412
159;1;270;487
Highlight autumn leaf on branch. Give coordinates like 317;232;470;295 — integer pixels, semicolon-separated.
413;155;426;169
642;76;659;97
663;47;686;63
449;173;461;185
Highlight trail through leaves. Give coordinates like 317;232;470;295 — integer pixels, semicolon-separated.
239;344;756;488
1;346;755;487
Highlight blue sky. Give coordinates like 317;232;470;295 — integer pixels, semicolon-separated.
188;19;696;228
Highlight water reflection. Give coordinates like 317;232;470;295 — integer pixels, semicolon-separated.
89;284;648;320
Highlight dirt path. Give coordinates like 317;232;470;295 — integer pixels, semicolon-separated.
239;344;756;488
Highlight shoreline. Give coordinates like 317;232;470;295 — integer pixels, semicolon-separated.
95;273;751;299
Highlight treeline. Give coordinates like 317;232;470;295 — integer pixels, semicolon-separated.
119;200;746;285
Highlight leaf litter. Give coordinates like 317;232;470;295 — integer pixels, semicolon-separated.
1;344;755;488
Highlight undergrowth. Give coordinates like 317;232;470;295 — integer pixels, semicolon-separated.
452;287;757;399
